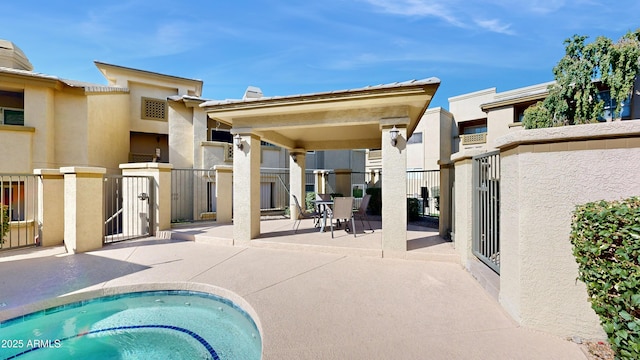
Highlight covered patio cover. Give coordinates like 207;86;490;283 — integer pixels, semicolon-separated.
200;78;440;256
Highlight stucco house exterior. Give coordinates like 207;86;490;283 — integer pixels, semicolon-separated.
0;40;365;177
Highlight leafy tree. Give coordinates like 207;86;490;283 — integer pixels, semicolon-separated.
524;30;640;129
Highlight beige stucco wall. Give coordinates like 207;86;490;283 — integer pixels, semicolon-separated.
449;88;495;122
54;92;89;167
0;126;34;173
486;106;515;150
128;82;173;134
201;142;230;168
87;94;130;173
24;86;55;169
496;121;640;340
168;101;195;168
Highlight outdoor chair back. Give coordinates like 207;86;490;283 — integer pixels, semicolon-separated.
293;195;319;233
330;197;356;238
353;194;374;232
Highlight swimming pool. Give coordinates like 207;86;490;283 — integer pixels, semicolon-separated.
0;290;261;360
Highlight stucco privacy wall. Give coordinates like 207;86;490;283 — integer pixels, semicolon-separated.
495;121;640;340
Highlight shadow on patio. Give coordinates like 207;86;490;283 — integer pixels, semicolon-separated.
169;215;457;262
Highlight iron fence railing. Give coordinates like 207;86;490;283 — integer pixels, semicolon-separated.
472;150;500;274
260;168;290;212
407;170;440;217
104;175;153;243
171;168;217;223
0;174;39;250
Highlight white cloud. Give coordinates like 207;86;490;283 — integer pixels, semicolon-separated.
361;0;520;35
474;19;515;35
361;0;465;27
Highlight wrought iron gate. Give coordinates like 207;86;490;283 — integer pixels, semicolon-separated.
472;151;500;274
104;175;153;243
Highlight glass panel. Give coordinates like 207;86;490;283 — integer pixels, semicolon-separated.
407;132;423;144
4;109;24;126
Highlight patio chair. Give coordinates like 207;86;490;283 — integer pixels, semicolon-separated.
353;194;374;233
330;197;356;238
292;195;319;233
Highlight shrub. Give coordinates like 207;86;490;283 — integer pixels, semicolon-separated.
305;192;316;210
570;197;640;358
1;205;9;244
365;188;382;215
407;198;420;222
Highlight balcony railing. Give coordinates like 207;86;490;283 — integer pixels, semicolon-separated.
461;132;487;145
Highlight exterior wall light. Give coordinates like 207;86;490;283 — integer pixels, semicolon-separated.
291;153;298;163
390;126;400;147
234;134;243;150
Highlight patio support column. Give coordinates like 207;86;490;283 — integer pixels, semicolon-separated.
380;118;409;256
289;148;306;220
232;130;261;245
60;166;106;254
334;169;352;197
34;169;64;247
314;170;329;194
214;165;233;223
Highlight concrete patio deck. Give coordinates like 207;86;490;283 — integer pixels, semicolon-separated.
0;217;589;359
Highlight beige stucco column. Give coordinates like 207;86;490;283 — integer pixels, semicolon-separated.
34;169;64;247
438;161;453;239
314;170;329;194
120;163;173;235
60;166;106;254
334;169;352;197
214;165;233;223
380;118;409;255
451;149;484;266
232;131;261;245
289;149;307;219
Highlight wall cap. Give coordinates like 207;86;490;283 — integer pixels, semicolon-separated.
60;166;107;175
495;120;640;150
119;162;174;170
451;149;486;163
33;169;61;176
214;165;233;172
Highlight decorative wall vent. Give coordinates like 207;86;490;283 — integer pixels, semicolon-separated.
141;97;167;121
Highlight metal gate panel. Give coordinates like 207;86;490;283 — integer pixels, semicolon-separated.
0;174;39;250
472;151;500;274
104;175;153;243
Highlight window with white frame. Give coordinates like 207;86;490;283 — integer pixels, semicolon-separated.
0;107;24;126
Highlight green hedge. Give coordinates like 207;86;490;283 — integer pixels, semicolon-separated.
570;197;640;358
366;188;382;215
1;205;9;244
407;198;420;222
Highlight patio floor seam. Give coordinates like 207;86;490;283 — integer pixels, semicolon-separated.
188;247;249;281
241;255;347;297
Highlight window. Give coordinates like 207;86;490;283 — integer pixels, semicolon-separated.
597;90;631;121
514;101;539;123
0;108;24;126
407;132;423;144
462;124;487;135
210;129;232;143
141;97;167;121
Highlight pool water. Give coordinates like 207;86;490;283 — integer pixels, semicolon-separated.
0;291;261;360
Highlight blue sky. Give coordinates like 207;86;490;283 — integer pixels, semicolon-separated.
3;0;639;108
